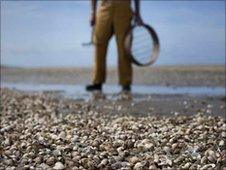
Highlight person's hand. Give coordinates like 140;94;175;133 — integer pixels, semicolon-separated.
90;12;96;27
134;12;143;25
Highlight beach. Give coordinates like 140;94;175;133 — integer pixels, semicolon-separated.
1;65;226;169
1;65;225;87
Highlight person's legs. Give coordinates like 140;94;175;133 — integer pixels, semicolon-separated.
93;7;114;84
92;41;108;85
87;5;113;91
113;5;133;89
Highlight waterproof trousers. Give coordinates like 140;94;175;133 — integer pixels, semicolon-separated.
93;0;133;86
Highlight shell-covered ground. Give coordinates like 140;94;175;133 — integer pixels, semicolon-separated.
0;89;225;170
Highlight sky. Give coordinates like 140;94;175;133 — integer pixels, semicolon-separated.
1;0;225;68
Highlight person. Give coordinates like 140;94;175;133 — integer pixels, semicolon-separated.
86;0;143;92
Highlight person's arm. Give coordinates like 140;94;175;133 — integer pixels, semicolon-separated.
90;0;98;26
134;0;143;25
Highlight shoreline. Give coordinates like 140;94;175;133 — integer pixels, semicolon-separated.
1;65;225;87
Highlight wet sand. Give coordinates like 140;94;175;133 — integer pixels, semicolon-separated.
1;65;225;87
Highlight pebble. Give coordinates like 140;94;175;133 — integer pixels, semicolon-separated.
4;138;11;146
200;164;215;170
163;146;171;153
174;112;179;116
0;89;225;169
53;149;61;156
53;162;65;170
149;165;157;170
172;143;178;150
112;161;130;169
182;162;191;169
59;132;66;139
34;157;42;164
134;161;148;170
71;135;78;143
6;166;16;170
128;156;140;164
4;159;13;166
39;163;50;169
98;159;108;168
46;157;55;166
219;140;224;146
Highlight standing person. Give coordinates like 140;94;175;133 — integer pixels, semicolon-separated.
86;0;143;92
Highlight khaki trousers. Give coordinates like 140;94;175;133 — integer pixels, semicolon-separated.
93;1;133;86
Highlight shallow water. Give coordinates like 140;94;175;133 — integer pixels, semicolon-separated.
1;82;225;100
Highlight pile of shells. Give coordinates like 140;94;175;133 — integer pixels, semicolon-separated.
0;88;225;169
